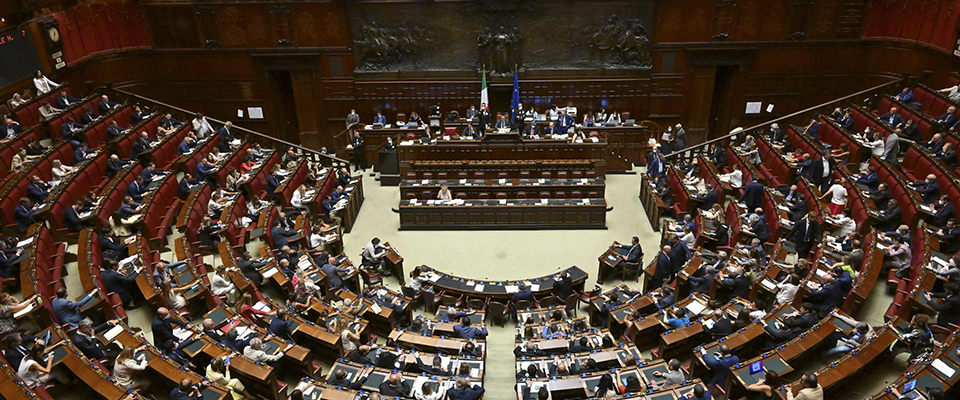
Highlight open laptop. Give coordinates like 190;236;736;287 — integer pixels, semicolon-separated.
749;360;765;381
900;379;925;400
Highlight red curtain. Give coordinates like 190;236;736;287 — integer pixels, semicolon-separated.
53;1;151;65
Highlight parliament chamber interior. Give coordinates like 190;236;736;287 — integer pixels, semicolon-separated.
1;1;960;400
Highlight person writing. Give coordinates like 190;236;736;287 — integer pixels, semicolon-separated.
438;184;453;201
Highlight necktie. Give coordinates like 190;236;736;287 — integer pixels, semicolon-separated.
804;221;812;242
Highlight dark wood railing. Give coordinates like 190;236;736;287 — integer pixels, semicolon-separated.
665;78;907;165
110;87;351;167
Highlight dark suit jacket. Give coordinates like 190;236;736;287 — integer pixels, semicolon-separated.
936;149;958;167
74;331;108;359
3;344;29;371
130;139;149;160
553;278;573;300
698;189;719;210
787;219;819;245
808;281;845;312
101;269;138;302
879;112;903;127
107;125;124;140
378;381;411;397
447;385;485;400
740;182;765;210
106;160;124;178
269;317;295;342
15;204;35;233
151;316;188;347
64;206;84;233
271;226;298;248
928;293;960;326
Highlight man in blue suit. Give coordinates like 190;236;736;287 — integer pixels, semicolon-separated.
140;162;161;182
373;111;387;125
895;87;914;103
878;107;903;127
703;345;739;389
650;245;673;290
739;178;764;210
557;109;574;134
15;198;37;234
99;228;128;258
266;170;283;198
61;117;83;148
668;235;691;277
152;307;188;348
271;219;299;250
269;309;296;342
806;274;845;317
218;121;235;153
935;106;957;130
26;175;50;204
126;176;146;202
101;259;140;308
177;137;194;155
909;174;939;204
453;316;488;339
856;165;879;190
447;378;485;400
52;287;97;328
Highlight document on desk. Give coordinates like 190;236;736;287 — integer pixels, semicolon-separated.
120;254;138;270
505;285;519;293
262;267;278;278
473;284;485;292
686;300;707;316
13;300;36;318
103;325;124;341
173;327;193;341
761;279;777;291
932;358;956;377
253;301;271;312
529;284;540;291
16;237;34;248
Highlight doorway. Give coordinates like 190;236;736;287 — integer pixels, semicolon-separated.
708;65;739;139
268;70;301;144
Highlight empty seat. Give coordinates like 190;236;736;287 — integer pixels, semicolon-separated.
497;172;508;179
557;171;567;179
554;192;566;199
586;171;596;178
458;172;468;180
571;191;582;198
541;172;552;179
422;172;433;180
456;192;466;199
540;192;550;199
437;172;447;180
517;192;527;200
519;171;530;179
572;171;583;179
478;193;489;199
473;172;485;179
496;192;507;200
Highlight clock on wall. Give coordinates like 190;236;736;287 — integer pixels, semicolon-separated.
39;18;65;69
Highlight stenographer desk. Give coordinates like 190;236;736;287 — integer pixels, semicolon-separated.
416;265;588;302
399;198;606;230
400;177;605;200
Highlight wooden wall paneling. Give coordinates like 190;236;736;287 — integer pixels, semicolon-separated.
269;4;294;46
194;5;220;48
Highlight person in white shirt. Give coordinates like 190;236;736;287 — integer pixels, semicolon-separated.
775;274;801;305
290;184;312;211
680;225;696;249
9;93;27;108
940;84;960;102
207;191;228;218
820;183;847;215
308;225;331;249
437;185;452;201
413;378;446;400
362;237;389;272
50;159;74;186
829;213;857;237
718;168;743;188
210;265;239;304
18;346;69;388
191;113;214;139
113;346;150;391
33;71;59;94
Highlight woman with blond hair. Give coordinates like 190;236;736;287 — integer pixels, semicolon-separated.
113;346;150;391
206;357;252;400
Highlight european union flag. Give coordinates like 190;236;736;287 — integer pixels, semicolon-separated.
511;68;520;124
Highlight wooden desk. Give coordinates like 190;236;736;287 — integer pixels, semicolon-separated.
397;139;607;178
417;265;588;302
399;198;606;230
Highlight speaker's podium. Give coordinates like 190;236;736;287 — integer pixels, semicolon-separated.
483;129;520;142
378;148;400;186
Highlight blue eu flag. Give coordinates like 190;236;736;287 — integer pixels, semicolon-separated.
511;69;520;124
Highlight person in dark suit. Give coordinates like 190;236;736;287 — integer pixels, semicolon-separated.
935;106;958;130
3;333;42;372
925;282;960;326
668;235;691;276
934;142;958;167
839;111;855;130
321;255;350;291
709;144;727;170
867;183;893;211
567;337;593;353
749;214;770;244
269;309;295;342
378;373;411;397
63;201;86;233
704;309;734;340
130;105;146;124
237;251;266;287
447;378;485;400
128;133;150;160
696;184;719;211
795;154;815;183
556;109;574;134
806;275;845;316
151;307;188;348
218;121;235;153
786;212;819;259
126;176;146;202
73;318;121;363
106;120;126;141
106;154;126;179
98;95;119;115
651;245;673;290
14;198;38;234
26;175;50;204
169;378;209;400
767;123;784;145
552;270;574;301
879;107;903;127
177;137;193;156
327;368;367;390
178;173;200;201
739;178;764;210
703;345;739;387
349;131;365;172
140;162;161;183
931;218;960;254
856;165;880;190
929;196;956;229
158;113;180;135
720;266;751;301
101;259;140;308
688;258;719;294
373;111;387;125
270;219;299;250
909;174;939;204
478;103;491;134
453;316;488;339
924;133;946;154
764;303;818;344
2;117;23;140
74;143;95;163
415;356;453;376
615;236;644;277
54;89;80;109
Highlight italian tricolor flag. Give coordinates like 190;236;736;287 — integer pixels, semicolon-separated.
480;66;489;109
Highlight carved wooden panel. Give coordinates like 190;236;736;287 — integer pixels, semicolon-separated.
217;6;247;47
